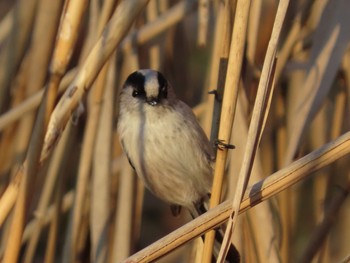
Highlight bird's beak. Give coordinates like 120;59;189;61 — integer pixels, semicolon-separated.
146;97;159;106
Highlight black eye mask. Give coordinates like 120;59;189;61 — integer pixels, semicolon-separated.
124;71;146;99
124;70;168;102
157;71;168;100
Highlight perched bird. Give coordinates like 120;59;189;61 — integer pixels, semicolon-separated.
117;69;239;262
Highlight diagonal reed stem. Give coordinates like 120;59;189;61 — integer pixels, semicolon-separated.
124;130;350;263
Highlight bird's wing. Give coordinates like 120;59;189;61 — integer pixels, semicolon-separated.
121;139;135;170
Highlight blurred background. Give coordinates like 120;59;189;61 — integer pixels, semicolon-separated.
0;0;349;262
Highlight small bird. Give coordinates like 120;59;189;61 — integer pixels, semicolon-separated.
117;69;239;262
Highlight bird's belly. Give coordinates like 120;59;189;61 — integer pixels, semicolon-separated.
125;114;212;207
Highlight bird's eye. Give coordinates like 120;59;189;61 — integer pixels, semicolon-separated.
159;84;167;99
157;72;168;99
132;89;145;98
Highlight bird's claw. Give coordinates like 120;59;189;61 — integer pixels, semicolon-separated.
215;139;235;151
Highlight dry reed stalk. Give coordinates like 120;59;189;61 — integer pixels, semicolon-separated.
334;161;350;258
2;1;88;262
284;56;306;263
0;0;37;112
27;0;64;95
0;41;27;179
42;0;88;128
244;0;262;105
310;85;347;262
190;237;204;262
285;0;350;164
112;44;142;261
274;90;290;262
7;0;63;187
2;167;27;263
22;119;74;262
120;0;197;54
331;88;346;140
47;2;148;257
241;217;254;263
43;184;61;263
309;106;330;262
43;122;76;263
218;0;289;260
343;44;350;85
0;54;29;181
0;8;13;43
41;0;150;161
123;130;350;262
275;0;327;83
100;0;118;27
0;182;18;226
133;176;145;250
11;103;34;173
307;0;328;31
247;214;263;262
158;0;169;13
245;162;279;260
76;3;99;66
89;1;116;262
299;180;350;263
274;10;301;84
0;69;76;131
0;66;73;191
22;190;74;243
1;1;349;261
198;0;209;46
60;203;74;262
49;0;88;78
246;0;262;75
203;0;250;260
246;207;275;263
146;0;161;70
313;173;330;263
281;10;310;259
226;97;249;251
112;157;135;262
91;84;112;262
192;102;207;117
202;0;231;137
227;74;279;262
228;94;280;262
260;137;274;175
3;0;77;195
76;198;91;263
340;253;350;263
91;59;116;263
69;65;106;262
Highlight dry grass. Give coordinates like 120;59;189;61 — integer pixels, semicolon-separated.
0;0;349;262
